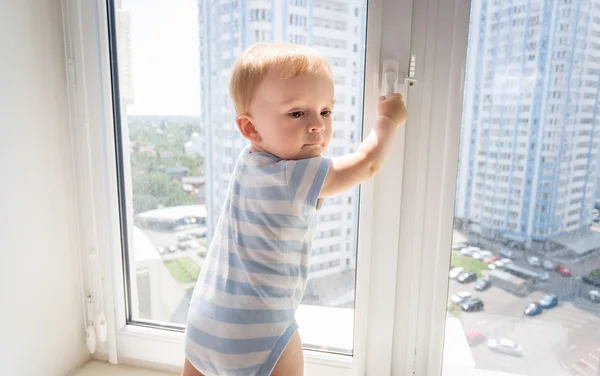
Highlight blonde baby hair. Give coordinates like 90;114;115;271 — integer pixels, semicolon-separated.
229;42;332;114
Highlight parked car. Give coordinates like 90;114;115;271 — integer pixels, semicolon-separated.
189;231;206;239
527;256;541;267
461;246;480;256
156;246;166;255
556;265;572;277
475;278;492;291
506;240;521;248
583;275;600;287
450;291;472;304
538;293;558;309
487;339;523;357
177;243;188;251
460;297;484;312
449;267;464;279
457;271;478;284
177;233;192;242
589;290;600;303
500;258;513;265
479;251;493;259
488;260;503;270
542;260;556;270
186;240;200;249
524;302;543;316
483;255;500;264
453;243;468;250
168;245;178;253
500;248;516;259
471;251;482;260
539;271;550;281
466;331;486;347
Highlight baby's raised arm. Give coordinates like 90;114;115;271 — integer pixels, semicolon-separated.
320;93;407;198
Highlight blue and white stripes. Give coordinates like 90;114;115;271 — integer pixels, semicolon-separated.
185;145;331;376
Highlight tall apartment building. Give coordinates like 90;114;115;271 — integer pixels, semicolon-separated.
455;0;600;247
198;0;366;278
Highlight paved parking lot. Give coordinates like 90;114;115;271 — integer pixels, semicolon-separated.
448;233;600;376
449;277;600;375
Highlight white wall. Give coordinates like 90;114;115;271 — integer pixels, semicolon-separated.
0;0;89;374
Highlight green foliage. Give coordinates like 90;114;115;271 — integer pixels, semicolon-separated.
132;174;195;213
127;118;205;213
163;257;201;284
451;252;488;279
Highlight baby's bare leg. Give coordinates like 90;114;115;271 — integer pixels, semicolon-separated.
181;358;204;376
271;331;304;376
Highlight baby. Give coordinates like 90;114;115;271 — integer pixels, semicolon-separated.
183;43;407;376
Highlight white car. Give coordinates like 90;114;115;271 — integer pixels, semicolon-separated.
590;290;600;302
542;260;555;270
461;246;480;256
527;256;541;267
449;267;464;279
499;248;516;259
186;240;200;249
500;258;513;265
488;260;505;270
472;251;486;261
539;271;550;281
479;250;493;260
453;243;468;251
450;291;472;304
487;339;523;357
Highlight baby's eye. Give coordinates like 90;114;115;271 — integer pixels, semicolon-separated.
289;111;304;118
321;110;332;118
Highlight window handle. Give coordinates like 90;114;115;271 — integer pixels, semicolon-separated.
382;51;417;101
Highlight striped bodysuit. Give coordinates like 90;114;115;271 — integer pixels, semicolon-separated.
185;145;331;375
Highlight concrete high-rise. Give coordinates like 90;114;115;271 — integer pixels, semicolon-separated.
198;0;366;278
455;0;600;247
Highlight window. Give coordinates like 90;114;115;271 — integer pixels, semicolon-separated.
442;2;600;375
66;0;422;374
67;0;533;374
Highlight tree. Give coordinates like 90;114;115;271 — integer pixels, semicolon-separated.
132;174;195;213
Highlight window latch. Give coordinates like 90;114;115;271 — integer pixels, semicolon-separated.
381;51;417;101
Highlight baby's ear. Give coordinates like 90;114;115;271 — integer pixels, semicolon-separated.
236;114;262;143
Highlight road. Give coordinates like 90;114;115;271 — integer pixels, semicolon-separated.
450;231;600;375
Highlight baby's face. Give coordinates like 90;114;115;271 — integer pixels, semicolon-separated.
246;65;334;160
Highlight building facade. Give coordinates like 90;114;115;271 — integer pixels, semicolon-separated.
455;0;600;248
198;0;367;277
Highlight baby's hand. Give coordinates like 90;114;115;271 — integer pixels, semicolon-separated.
377;93;407;126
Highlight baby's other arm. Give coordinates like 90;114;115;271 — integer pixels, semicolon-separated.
320;94;407;198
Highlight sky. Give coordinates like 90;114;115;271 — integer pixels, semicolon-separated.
121;0;201;116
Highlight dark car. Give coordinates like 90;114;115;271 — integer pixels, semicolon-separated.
524;302;543;316
583;275;600;287
538;294;558;309
460;297;484;312
475;278;492;291
457;271;477;284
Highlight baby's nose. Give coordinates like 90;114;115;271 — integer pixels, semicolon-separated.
309;120;325;132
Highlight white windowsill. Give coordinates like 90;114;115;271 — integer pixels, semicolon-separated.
76;316;523;376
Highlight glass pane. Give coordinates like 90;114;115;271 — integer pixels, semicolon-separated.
444;1;600;374
110;0;368;355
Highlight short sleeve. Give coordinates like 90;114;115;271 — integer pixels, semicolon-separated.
285;156;332;220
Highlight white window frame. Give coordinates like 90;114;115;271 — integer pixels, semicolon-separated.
65;0;476;374
62;0;423;375
390;1;476;375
